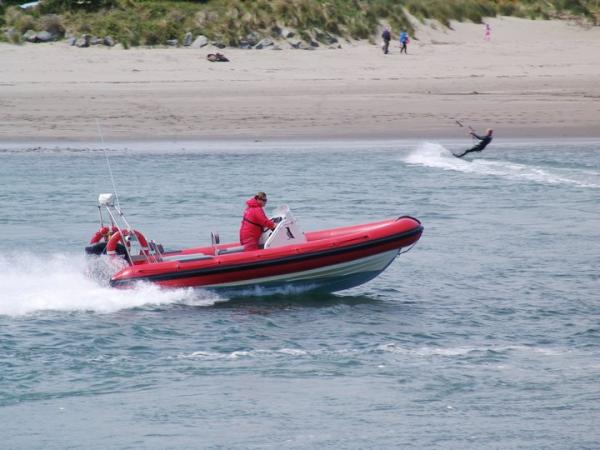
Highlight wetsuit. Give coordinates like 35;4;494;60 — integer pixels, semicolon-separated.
455;132;492;157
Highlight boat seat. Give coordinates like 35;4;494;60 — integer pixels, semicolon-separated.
216;246;245;255
161;253;214;262
149;240;164;255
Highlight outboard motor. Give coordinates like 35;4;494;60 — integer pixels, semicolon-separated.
85;241;127;257
85;242;107;256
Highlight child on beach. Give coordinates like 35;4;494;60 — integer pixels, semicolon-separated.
484;23;491;41
399;31;409;54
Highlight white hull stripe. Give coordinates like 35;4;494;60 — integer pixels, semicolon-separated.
202;249;400;288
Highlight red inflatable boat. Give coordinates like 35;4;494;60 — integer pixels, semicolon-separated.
86;195;423;293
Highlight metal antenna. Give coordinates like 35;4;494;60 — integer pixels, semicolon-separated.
96;119;121;210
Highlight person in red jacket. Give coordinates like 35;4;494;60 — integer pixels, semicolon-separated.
239;191;276;251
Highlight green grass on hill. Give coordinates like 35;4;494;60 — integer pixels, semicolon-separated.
1;0;598;46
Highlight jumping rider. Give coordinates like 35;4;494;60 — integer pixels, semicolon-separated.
455;129;493;158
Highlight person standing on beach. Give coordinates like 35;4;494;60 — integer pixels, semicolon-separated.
484;23;491;41
381;27;391;54
399;31;409;54
239;192;276;251
454;129;493;158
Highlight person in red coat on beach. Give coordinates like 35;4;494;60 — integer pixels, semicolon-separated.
239;191;276;251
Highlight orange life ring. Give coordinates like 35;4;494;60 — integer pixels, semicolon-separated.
105;229;149;257
89;226;119;244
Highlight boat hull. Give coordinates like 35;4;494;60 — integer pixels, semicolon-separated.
203;248;400;294
109;216;423;293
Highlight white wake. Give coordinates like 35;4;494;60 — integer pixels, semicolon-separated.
0;252;220;316
405;142;600;188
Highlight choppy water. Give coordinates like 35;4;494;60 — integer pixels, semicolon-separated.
1;139;599;449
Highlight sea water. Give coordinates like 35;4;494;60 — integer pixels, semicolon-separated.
0;140;598;449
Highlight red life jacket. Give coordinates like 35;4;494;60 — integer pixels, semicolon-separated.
239;198;275;249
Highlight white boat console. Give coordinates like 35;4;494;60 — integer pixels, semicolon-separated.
259;205;307;249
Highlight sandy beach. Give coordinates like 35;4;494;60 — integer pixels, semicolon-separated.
1;16;599;142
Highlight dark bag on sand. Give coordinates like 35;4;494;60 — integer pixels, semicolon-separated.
207;53;229;62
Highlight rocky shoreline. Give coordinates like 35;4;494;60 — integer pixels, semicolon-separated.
6;23;343;50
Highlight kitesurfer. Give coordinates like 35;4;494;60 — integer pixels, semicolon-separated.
239;191;276;251
455;129;493;158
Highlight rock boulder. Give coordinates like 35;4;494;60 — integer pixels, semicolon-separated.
255;38;274;49
191;35;209;48
76;34;90;48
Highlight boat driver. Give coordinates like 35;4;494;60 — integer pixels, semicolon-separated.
239;191;276;251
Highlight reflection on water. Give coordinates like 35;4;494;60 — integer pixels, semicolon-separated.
213;292;380;311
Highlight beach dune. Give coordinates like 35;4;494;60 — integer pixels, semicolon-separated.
1;17;599;142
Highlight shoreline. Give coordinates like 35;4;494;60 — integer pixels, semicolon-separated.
1;120;600;143
2;17;600;142
2;137;599;152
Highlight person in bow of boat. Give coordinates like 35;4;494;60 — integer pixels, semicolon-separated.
239;191;276;251
455;128;493;158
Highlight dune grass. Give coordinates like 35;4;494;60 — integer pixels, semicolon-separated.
1;0;598;46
